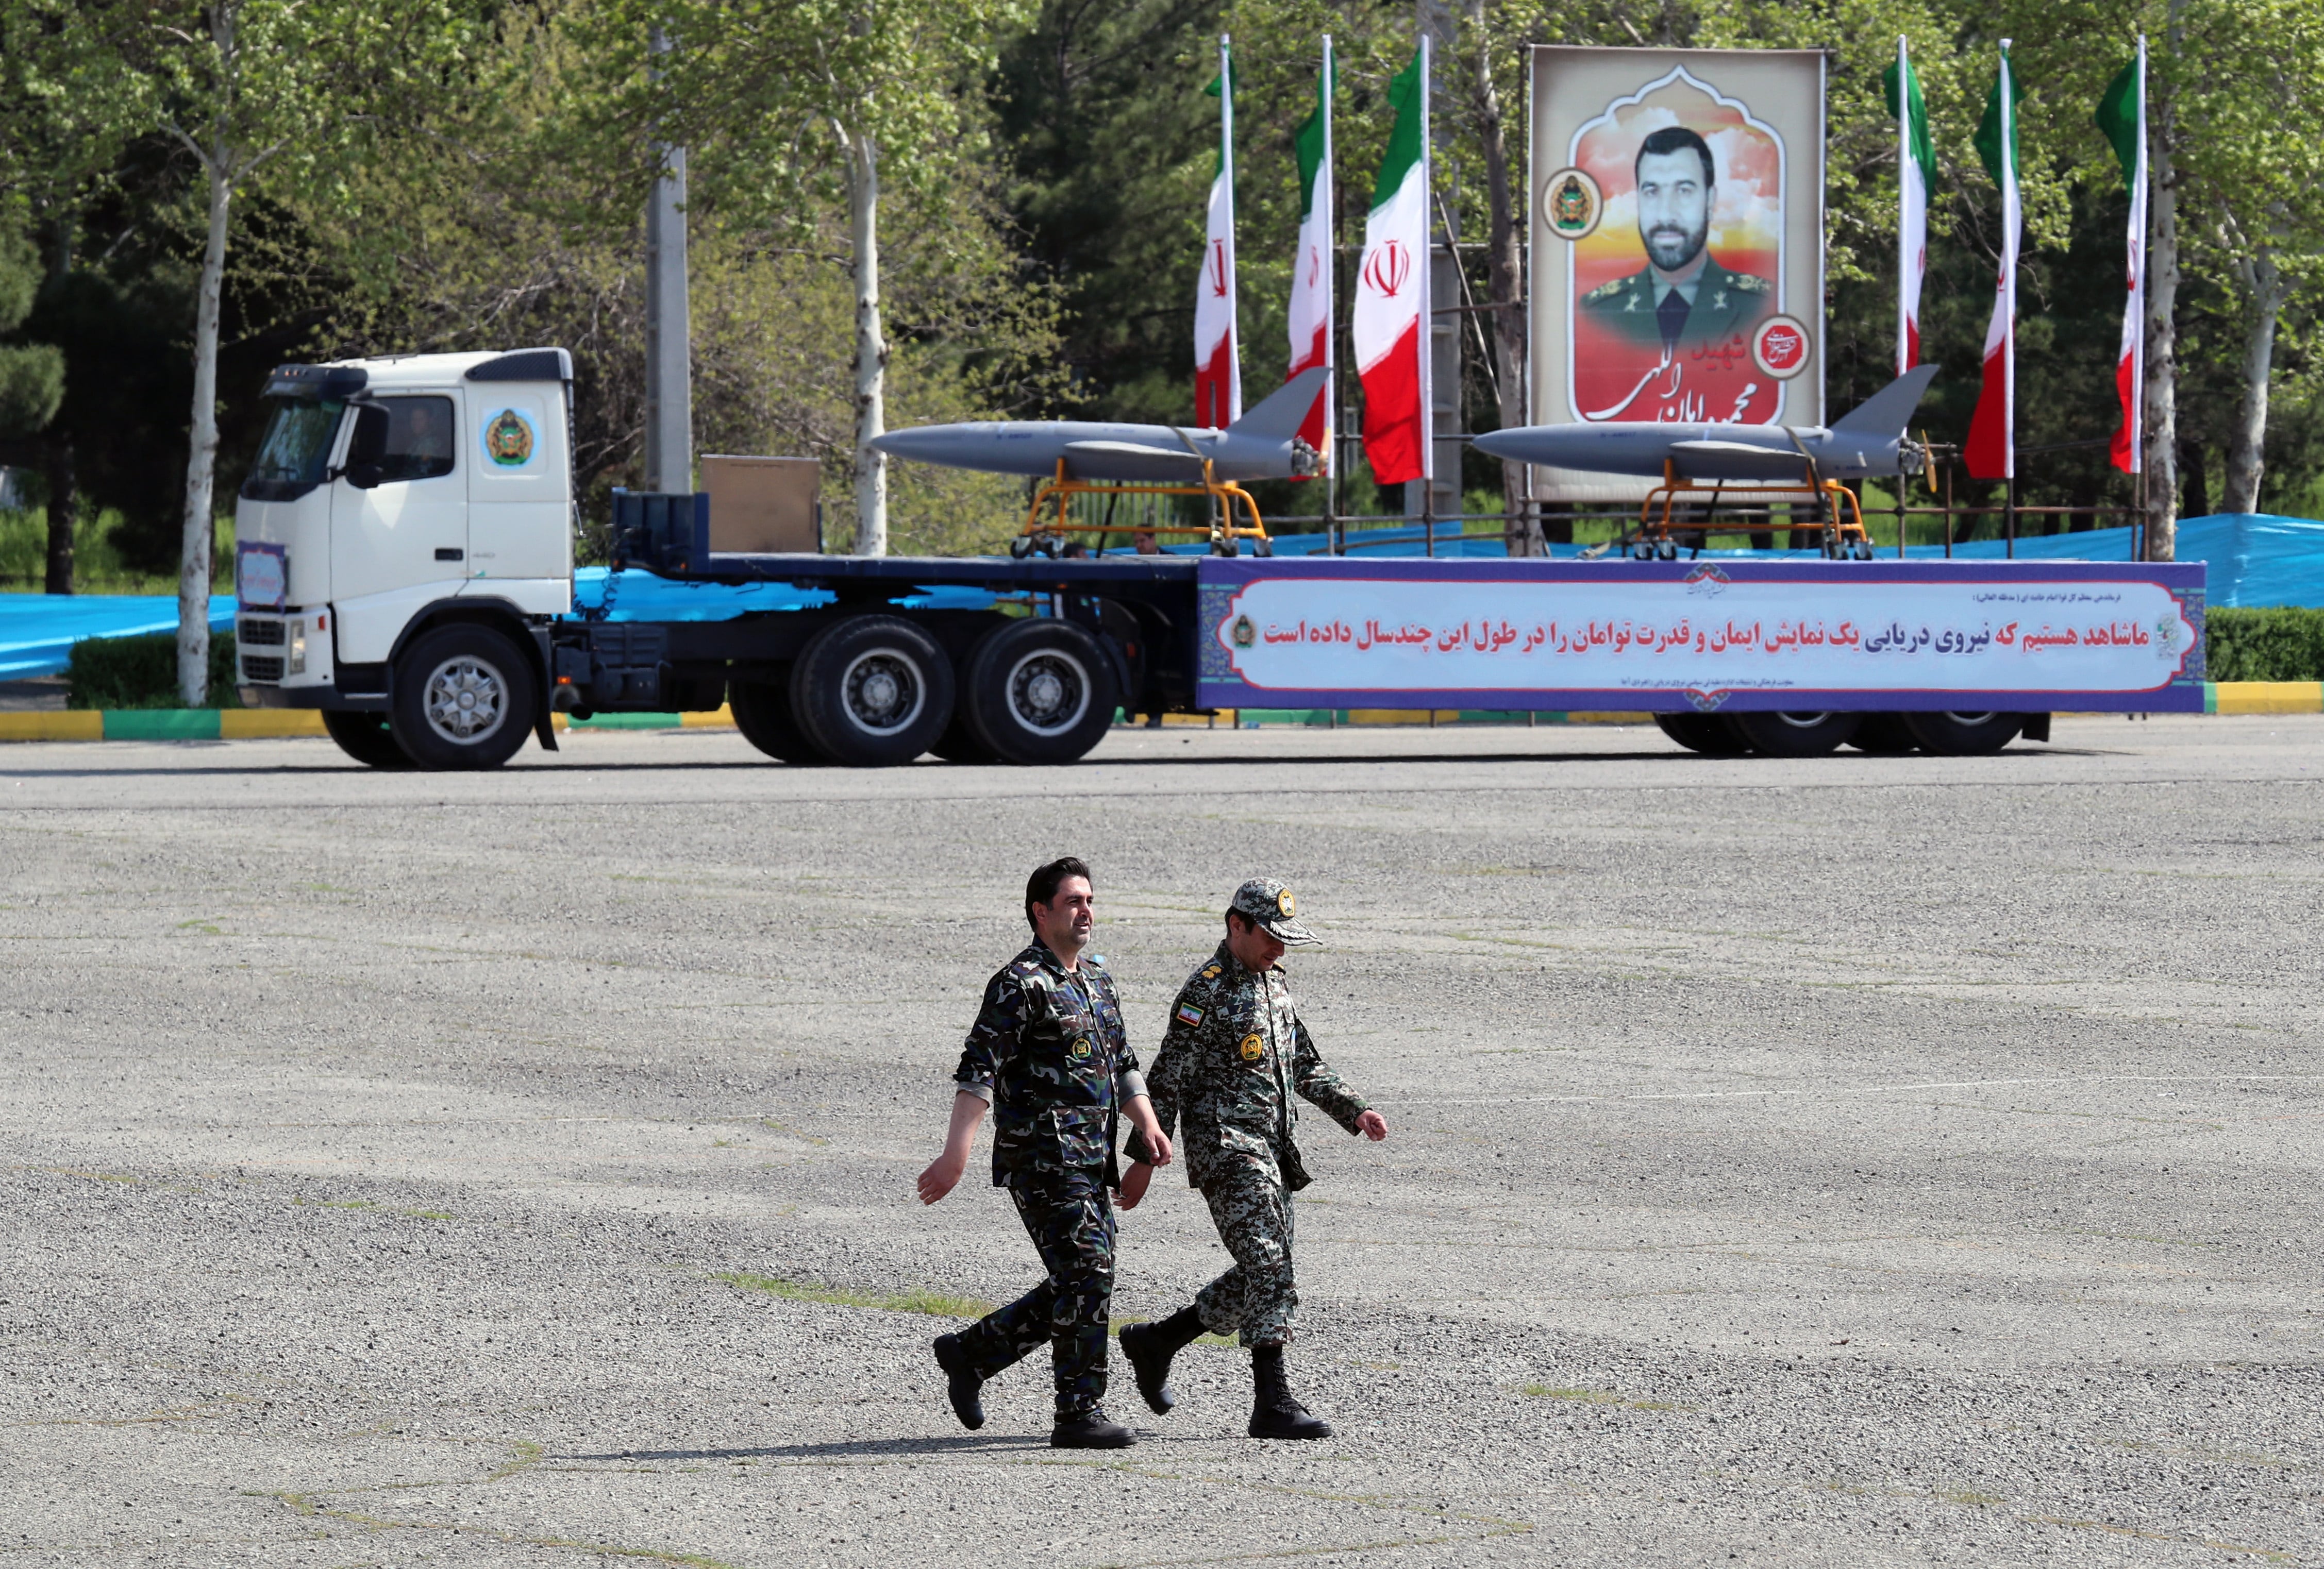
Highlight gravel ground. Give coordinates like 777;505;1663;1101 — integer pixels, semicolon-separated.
3;714;2321;1567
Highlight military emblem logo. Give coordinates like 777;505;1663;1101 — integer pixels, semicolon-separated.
1277;889;1296;918
1239;1034;1265;1062
1231;615;1256;649
1542;167;1602;241
1750;315;1812;381
483;408;536;467
1071;1037;1091;1059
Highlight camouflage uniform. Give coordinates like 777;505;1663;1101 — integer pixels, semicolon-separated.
948;939;1144;1418
1128;928;1368;1346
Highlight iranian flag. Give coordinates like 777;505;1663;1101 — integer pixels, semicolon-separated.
1194;35;1241;429
1353;39;1429;488
1884;38;1934;374
1284;37;1335;470
1965;41;2019;481
2097;41;2148;473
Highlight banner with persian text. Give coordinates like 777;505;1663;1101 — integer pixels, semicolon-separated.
1194;558;2206;713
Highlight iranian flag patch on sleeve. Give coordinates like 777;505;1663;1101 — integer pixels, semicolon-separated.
1175;1002;1206;1027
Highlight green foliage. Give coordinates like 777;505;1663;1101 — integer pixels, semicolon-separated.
64;630;241;710
2205;606;2324;682
0;198;63;436
0;507;227;592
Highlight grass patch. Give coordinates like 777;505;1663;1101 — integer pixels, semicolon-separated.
714;1272;989;1319
291;1195;376;1211
395;1208;456;1221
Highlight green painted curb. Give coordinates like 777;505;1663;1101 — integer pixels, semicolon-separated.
102;710;224;741
566;712;689;729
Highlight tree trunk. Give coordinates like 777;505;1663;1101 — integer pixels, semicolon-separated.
1465;2;1538;556
841;123;888;558
2180;435;2208;519
43;431;74;595
179;156;231;705
2141;1;2184;562
2221;243;2284;515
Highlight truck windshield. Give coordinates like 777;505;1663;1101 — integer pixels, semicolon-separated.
242;397;346;501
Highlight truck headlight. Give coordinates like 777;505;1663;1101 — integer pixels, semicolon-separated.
289;619;307;675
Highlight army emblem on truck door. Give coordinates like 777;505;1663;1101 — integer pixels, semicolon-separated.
483;408;535;467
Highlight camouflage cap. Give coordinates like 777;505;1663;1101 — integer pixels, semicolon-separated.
1230;878;1319;947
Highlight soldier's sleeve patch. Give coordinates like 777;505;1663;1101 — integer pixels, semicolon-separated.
1239;1034;1265;1062
1175;1002;1206;1027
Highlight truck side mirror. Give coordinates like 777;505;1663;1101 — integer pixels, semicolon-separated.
342;404;390;490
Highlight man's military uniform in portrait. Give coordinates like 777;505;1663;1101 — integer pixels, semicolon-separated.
1581;255;1773;358
1121;879;1375;1439
939;940;1143;1423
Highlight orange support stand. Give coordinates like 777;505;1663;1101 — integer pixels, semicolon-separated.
1627;459;1874;561
1013;459;1274;558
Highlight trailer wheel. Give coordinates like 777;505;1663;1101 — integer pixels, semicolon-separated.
1844;713;1921;754
729;675;826;764
1722;711;1862;757
1903;711;2025;755
961;618;1118;766
389;623;536;769
323;708;413;769
1653;713;1752;755
789;615;955;767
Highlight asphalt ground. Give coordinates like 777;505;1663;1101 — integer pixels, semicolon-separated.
4;714;2321;1567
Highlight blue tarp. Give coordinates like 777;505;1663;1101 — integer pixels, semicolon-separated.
0;593;237;681
5;513;2318;680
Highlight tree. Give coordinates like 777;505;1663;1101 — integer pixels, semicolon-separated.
0;204;65;448
570;0;1034;556
13;0;470;701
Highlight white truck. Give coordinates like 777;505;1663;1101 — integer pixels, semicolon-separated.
235;346;2197;770
231;347;1194;770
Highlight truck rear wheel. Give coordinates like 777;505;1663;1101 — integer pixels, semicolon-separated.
789;615;955;767
322;708;412;769
1903;711;2025;755
1723;711;1862;757
1653;713;1751;755
389;623;536;770
729;674;826;765
961;617;1118;766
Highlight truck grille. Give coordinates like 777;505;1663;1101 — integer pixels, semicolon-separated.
237;617;286;646
241;655;285;682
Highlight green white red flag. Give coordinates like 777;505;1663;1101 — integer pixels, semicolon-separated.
1352;39;1429;487
2097;42;2148;473
1284;38;1334;468
1965;41;2019;481
1194;36;1241;428
1884;38;1934;374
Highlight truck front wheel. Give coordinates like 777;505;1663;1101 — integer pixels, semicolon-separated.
961;618;1118;766
322;708;412;769
389;623;537;770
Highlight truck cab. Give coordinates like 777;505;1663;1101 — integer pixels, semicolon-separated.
233;348;576;765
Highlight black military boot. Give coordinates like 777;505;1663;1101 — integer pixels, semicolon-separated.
1050;1405;1135;1448
1247;1343;1332;1440
1118;1305;1206;1415
931;1332;985;1431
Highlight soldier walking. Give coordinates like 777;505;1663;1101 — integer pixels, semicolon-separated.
916;856;1175;1448
1118;879;1387;1440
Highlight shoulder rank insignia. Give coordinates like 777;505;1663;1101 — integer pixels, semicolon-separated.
1200;964;1222;980
1239;1034;1265;1062
1175;1002;1206;1027
1731;273;1769;293
1584;276;1629;303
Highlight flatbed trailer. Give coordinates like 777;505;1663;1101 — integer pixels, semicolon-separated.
228;350;2208;771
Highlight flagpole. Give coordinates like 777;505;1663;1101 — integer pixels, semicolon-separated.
1417;30;1433;552
1896;36;1910;378
2001;38;2016;489
2132;33;2147;474
1220;32;1241;425
1322;34;1337;546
